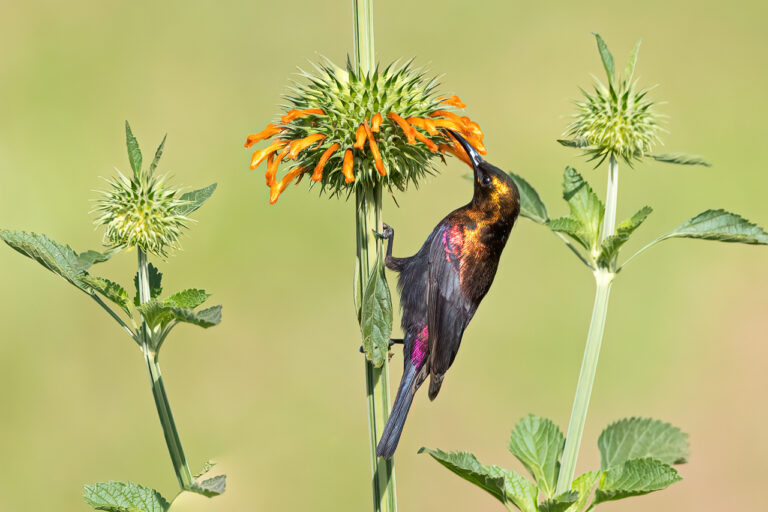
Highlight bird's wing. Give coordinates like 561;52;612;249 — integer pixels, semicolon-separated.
426;224;475;400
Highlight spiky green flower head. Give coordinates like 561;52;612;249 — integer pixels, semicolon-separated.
560;34;663;167
93;123;192;257
244;58;486;203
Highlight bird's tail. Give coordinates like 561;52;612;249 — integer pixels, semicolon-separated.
376;363;419;459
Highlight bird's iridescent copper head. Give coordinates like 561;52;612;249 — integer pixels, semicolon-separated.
243;59;486;204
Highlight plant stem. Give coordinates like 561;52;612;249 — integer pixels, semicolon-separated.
137;249;193;491
353;2;397;511
555;156;619;495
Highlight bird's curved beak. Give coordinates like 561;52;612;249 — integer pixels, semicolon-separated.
447;130;483;173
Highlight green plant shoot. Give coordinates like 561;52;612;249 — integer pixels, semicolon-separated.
1;122;225;512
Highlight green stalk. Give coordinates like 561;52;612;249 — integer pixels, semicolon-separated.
555;155;619;494
137;249;193;491
353;2;397;511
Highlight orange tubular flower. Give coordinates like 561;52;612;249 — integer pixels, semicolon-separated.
353;124;367;150
363;121;387;177
312;143;340;182
387;112;416;144
265;145;291;187
342;149;355;183
412;128;438;152
280;108;325;124
430;110;472;131
463;133;487;155
461;116;484;139
438;143;472;166
288;133;326;160
430;118;464;132
371;113;383;132
438;95;466;108
269;166;306;204
407;117;438;136
251;140;288;170
245;123;284;148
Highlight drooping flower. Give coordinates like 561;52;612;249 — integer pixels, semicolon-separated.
243;59;486;203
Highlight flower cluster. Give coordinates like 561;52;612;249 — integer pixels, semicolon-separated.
244;60;486;203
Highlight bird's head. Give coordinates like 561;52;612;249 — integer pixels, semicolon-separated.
448;130;520;222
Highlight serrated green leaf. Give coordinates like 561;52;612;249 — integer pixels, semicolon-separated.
82;276;131;315
125;121;142;178
598;417;689;469
137;300;173;329
169;305;222;328
507;172;549;224
547;217;590;250
659;209;768;245
189;475;226;498
651;153;711;167
419;448;538;512
597;206;653;269
566;472;600;512
562;167;604;252
360;257;392;368
557;138;591;149
77;247;120;269
591;458;681;506
1;230;90;290
134;264;163;306
540;491;578;512
175;184;217;216
593;33;615;84
164;289;210;309
624;40;642;82
83;481;170;512
149;135;166;175
508;415;564;498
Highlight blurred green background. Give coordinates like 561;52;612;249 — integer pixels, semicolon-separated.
1;0;766;510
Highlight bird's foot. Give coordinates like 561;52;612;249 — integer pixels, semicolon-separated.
373;223;394;240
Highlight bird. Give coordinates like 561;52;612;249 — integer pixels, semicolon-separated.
375;130;521;459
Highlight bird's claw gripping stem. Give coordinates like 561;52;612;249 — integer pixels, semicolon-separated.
373;222;394;240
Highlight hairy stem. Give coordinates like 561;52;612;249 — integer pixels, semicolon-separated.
353;2;397;510
556;157;619;494
137;249;193;491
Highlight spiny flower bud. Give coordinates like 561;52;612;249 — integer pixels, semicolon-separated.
93;124;190;257
562;35;662;167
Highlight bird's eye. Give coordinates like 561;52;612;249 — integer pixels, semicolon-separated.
481;175;492;187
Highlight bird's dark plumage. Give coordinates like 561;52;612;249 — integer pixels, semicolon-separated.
376;131;520;458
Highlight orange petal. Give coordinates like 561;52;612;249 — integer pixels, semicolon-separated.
269;166;306;204
250;140;288;170
244;123;284;148
407;117;439;136
412;128;438;152
353;124;367;150
280;108;325;124
363;121;387;177
288;133;326;159
371;113;383;132
312;143;340;181
431;118;463;132
463;133;487;155
430;110;470;129
387;112;416;144
461;116;484;139
265;144;291;187
342;149;355;183
438;95;466;108
438;143;472;167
